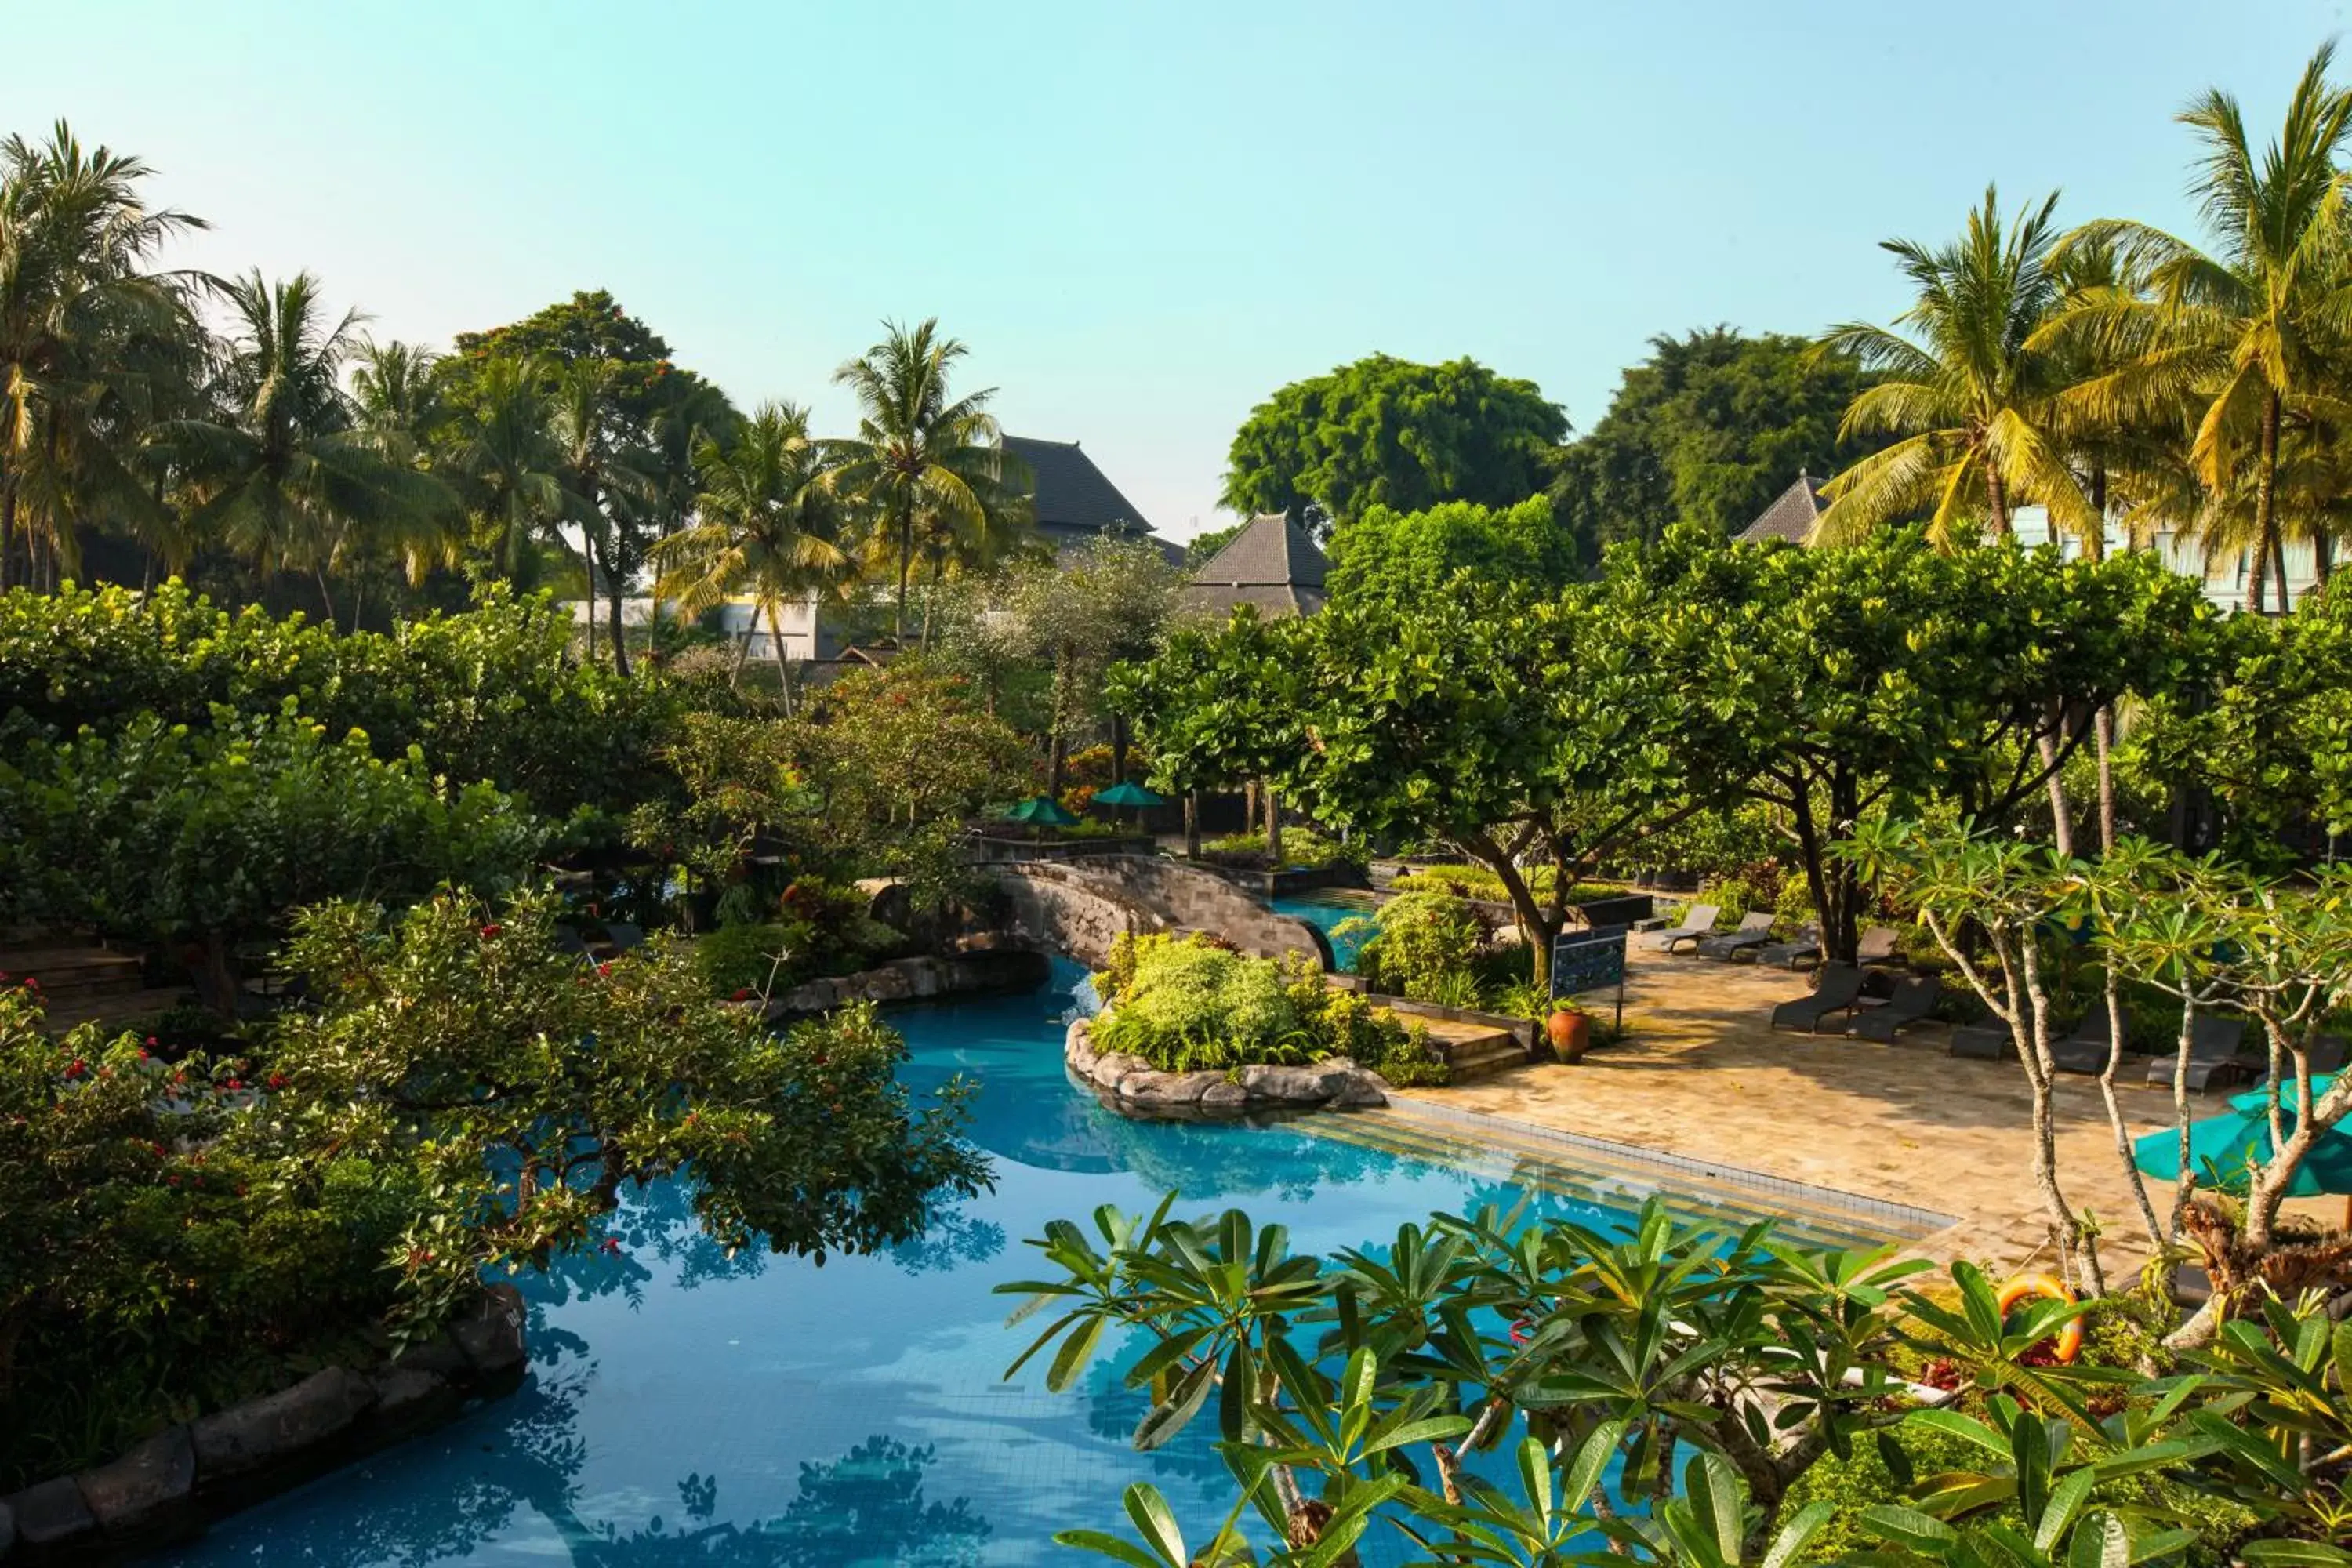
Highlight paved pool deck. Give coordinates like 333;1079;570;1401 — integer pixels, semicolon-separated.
1396;950;2333;1276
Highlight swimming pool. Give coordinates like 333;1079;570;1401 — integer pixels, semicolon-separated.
1272;887;1381;971
162;959;1918;1566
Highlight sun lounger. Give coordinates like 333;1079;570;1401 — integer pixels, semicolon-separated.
1635;903;1719;953
2048;1007;2115;1075
1694;911;1774;960
601;921;645;954
1849;976;1941;1043
1755;927;1823;971
1853;926;1904;967
1950;1022;2016;1060
2144;1014;2256;1091
1769;963;1867;1034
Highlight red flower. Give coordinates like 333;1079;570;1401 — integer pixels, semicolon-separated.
64;1058;86;1080
222;1078;245;1091
729;988;751;1002
22;977;38;991
167;1174;182;1186
600;1237;622;1254
478;924;503;938
267;1073;289;1091
596;962;613;978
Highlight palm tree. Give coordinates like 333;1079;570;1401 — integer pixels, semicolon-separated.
165;271;449;626
828;318;1016;643
0;122;205;590
441;354;572;591
2058;44;2352;614
653;402;851;707
551;357;650;673
1813;187;2100;550
348;337;465;595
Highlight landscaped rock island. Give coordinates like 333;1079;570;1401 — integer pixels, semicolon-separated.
1063;1013;1389;1119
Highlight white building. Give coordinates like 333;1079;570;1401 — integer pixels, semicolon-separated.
1733;473;2325;614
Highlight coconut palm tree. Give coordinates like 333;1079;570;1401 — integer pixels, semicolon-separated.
0;122;205;590
440;354;574;591
550;357;652;673
165;271;450;626
828;318;1017;644
653;401;851;707
1813;187;2100;550
2057;43;2352;614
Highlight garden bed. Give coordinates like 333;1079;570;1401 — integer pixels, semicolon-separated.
1063;1014;1388;1120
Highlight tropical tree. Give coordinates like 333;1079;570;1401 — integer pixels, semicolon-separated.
828;318;1021;644
439;353;573;590
550;356;651;672
653;401;851;705
1814;187;2100;550
2060;44;2352;614
0;122;204;590
165;270;451;626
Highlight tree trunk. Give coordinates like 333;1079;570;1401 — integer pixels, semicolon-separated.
2038;721;2074;859
583;535;600;664
2251;391;2281;615
1183;791;1201;858
200;930;240;1022
728;617;750;690
2273;535;2292;617
895;505;913;644
607;562;631;678
2317;529;2335;587
1984;462;2013;539
1265;786;1283;866
313;567;337;629
1111;713;1129;787
0;474;13;592
765;602;794;717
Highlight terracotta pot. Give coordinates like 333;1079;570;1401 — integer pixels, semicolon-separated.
1547;1008;1591;1062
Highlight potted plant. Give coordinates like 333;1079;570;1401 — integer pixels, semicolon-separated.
1546;1000;1592;1063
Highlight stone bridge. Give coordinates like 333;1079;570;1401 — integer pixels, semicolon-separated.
990;855;1330;969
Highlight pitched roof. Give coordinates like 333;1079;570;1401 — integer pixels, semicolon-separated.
1003;435;1153;534
1734;473;1828;545
1181;513;1330;617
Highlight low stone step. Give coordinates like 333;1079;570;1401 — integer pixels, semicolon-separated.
0;947;147;1003
1431;1029;1527;1082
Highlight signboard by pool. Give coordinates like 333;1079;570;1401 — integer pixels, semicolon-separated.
1550;926;1628;1026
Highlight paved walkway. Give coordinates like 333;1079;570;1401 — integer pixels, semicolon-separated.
1398;951;2330;1276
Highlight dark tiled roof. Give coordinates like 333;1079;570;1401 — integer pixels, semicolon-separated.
1181;514;1330;618
1734;474;1827;545
1004;435;1153;534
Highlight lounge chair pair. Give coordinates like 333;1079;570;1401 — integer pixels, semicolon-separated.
1949;1009;2117;1073
1847;975;1942;1043
1637;903;1719;953
1768;966;1942;1040
1769;963;1866;1033
1755;924;1904;972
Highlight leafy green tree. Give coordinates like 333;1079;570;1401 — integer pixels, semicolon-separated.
1549;328;1884;550
1814;187;2098;549
2061;44;2352;615
272;890;989;1330
993;535;1181;796
1221;353;1566;536
550;356;652;672
0;122;204;591
829;318;1024;644
439;354;575;588
1324;494;1577;605
653;401;853;704
794;659;1031;844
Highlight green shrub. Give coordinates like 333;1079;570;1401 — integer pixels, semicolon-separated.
1090;935;1441;1082
1198;826;1363;869
1777;1415;2255;1566
1352;891;1488;1004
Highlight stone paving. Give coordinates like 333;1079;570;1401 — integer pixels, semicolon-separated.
1397;950;2335;1275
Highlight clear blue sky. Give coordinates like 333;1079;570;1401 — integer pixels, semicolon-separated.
8;2;2348;540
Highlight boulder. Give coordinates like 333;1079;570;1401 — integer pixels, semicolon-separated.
450;1283;528;1376
1117;1069;1223;1109
1199;1080;1251;1112
1092;1051;1152;1091
1324;1069;1388;1109
1239;1063;1330;1104
890;957;942;998
191;1367;377;1480
368;1367;456;1426
860;967;914;1003
387;1330;472;1381
78;1425;194;1536
4;1477;95;1550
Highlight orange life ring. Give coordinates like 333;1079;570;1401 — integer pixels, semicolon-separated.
1995;1273;2083;1363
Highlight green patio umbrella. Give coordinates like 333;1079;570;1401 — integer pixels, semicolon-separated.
2134;1074;2352;1221
1002;795;1080;828
1090;781;1168;809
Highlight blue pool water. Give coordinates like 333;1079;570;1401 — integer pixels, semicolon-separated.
164;960;1895;1566
1273;889;1380;971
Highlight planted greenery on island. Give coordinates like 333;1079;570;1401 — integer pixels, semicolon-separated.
1088;933;1446;1088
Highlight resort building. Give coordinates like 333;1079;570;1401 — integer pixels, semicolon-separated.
1179;512;1330;619
1736;470;2325;614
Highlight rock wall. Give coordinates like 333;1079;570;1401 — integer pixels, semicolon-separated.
992;856;1327;968
0;1284;526;1563
1065;1016;1387;1120
763;947;1051;1019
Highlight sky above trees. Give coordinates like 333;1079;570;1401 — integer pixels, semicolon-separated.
5;0;2339;541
